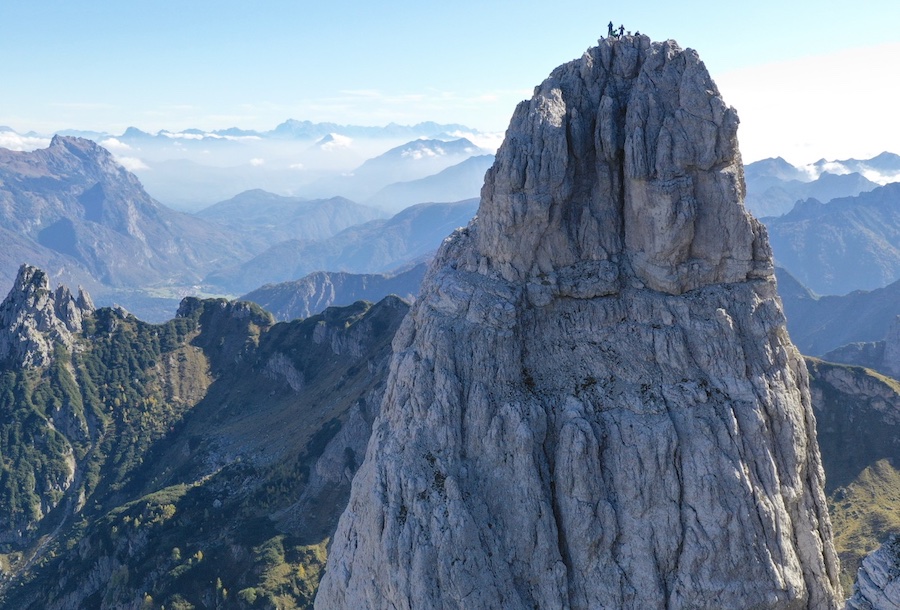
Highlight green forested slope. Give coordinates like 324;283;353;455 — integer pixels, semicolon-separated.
0;289;407;609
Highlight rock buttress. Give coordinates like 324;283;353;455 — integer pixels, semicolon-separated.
315;36;842;610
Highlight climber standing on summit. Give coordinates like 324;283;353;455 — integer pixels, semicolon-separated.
608;21;614;37
618;24;625;37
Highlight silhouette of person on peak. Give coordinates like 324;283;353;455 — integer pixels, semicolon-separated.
608;21;614;38
618;24;625;37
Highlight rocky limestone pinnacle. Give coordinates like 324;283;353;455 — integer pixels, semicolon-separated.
315;35;842;609
0;264;94;367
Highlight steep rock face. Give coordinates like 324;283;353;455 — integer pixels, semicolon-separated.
846;535;900;609
0;264;93;367
316;36;842;609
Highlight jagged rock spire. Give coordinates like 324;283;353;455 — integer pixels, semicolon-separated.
0;264;94;367
316;36;842;609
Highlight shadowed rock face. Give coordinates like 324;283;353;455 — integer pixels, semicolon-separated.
315;36;842;610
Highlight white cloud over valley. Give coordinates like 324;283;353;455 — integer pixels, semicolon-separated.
116;156;149;171
0;131;51;152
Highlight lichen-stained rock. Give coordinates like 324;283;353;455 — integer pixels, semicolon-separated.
846;535;900;610
315;35;842;610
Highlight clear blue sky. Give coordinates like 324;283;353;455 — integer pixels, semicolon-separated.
2;0;898;162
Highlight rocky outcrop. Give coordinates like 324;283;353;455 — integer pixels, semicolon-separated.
316;36;842;609
846;535;900;609
0;264;93;367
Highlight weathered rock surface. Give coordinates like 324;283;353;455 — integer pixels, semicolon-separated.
0;264;93;367
316;35;842;609
846;535;900;609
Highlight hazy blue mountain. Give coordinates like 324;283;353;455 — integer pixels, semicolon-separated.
205;198;478;294
133;158;283;211
269;119;472;140
763;183;900;295
812;151;900;176
744;156;808;188
303;138;487;202
0;136;253;319
2;124;499;212
196;190;384;253
744;153;900;218
745;162;879;218
776;267;900;355
242;263;427;321
366;154;495;212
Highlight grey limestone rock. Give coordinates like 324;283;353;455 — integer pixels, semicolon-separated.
847;535;900;609
0;264;93;367
315;36;842;609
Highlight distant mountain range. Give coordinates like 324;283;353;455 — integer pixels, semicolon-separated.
776;267;900;355
763;182;900;295
302;138;489;204
744;153;900;218
205;198;478;294
366;154;494;212
242;263;427;322
1;122;499;211
0;136;486;320
195;190;384;252
0;136;252;317
53;119;479;143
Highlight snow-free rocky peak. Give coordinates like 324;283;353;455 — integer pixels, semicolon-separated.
316;35;842;609
0;264;93;367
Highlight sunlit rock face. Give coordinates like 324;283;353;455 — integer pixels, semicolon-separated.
846;535;900;610
0;264;93;368
315;35;843;610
